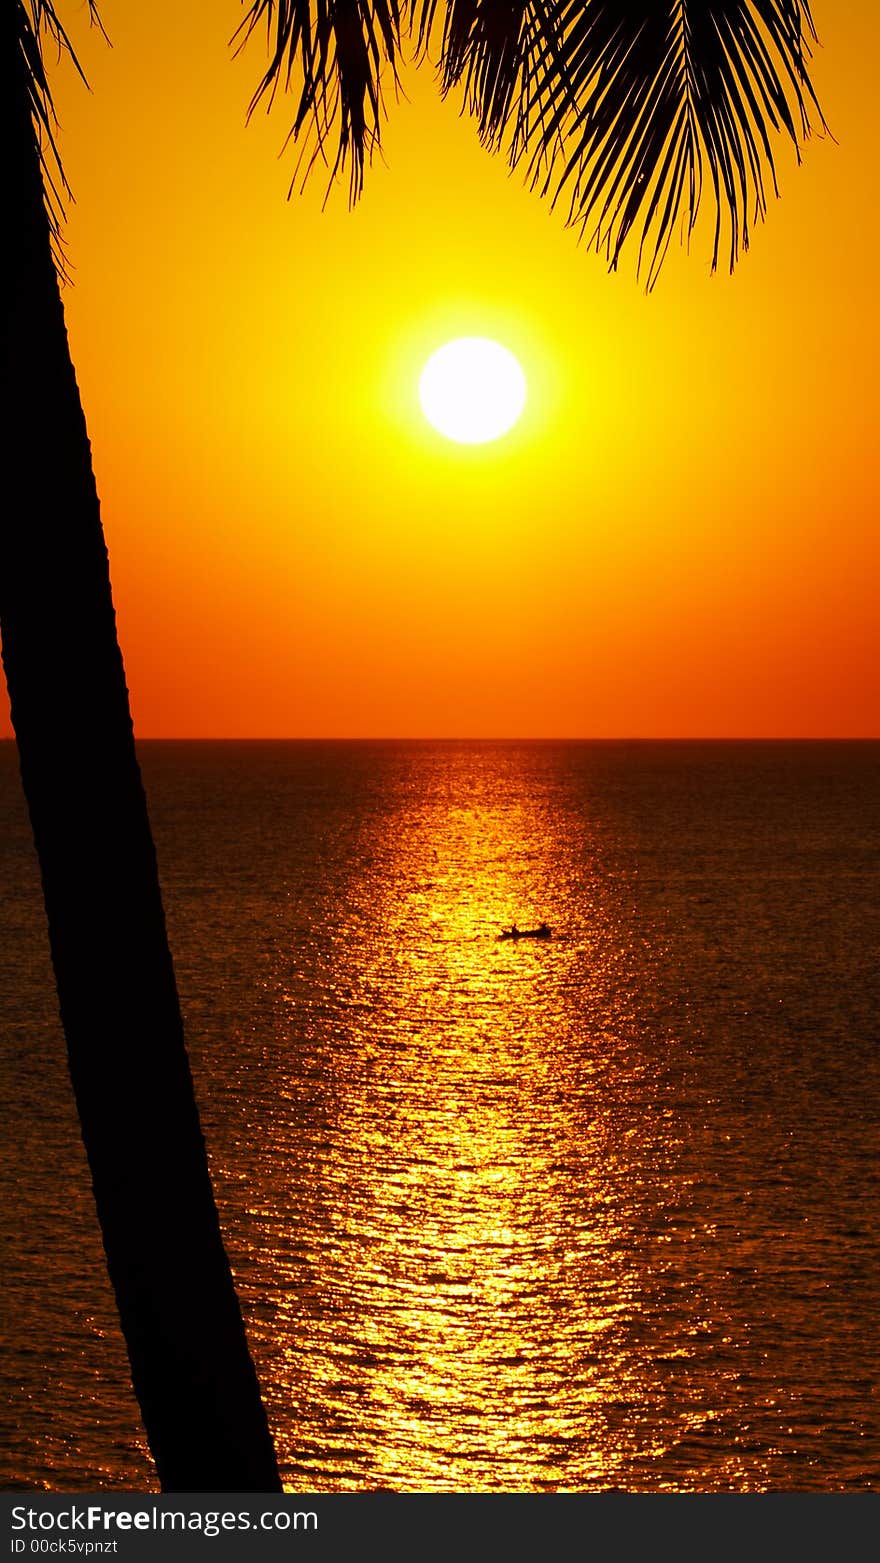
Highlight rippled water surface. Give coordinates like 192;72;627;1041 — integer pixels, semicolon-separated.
2;741;879;1491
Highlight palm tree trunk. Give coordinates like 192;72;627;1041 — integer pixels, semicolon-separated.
1;2;281;1492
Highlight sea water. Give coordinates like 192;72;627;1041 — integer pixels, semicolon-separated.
1;740;878;1491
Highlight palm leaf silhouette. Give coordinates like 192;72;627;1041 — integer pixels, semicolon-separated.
241;0;824;283
17;0;106;273
236;0;406;200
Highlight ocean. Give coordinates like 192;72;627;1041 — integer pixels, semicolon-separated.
1;740;878;1492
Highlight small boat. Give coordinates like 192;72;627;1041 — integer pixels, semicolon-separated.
498;922;552;942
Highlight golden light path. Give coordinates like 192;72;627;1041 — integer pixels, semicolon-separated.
201;746;754;1493
263;756;628;1489
418;338;527;443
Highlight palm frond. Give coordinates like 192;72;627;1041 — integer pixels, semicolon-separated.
18;1;106;275
419;0;531;151
415;0;825;285
238;1;823;280
235;0;405;202
416;0;575;184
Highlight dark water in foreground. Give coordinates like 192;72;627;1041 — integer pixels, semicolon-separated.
1;741;878;1492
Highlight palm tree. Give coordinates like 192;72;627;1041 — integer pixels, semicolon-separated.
3;1;281;1491
3;0;821;1492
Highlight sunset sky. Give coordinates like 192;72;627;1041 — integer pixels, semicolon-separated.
6;1;878;737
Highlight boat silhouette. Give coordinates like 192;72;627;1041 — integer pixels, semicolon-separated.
498;922;552;942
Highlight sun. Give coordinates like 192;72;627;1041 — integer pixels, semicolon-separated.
419;338;527;444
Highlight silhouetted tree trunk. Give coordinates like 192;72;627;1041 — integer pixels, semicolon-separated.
1;2;280;1492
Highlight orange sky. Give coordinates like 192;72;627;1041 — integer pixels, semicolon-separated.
5;2;878;736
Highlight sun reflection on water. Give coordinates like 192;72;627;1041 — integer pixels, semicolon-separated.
227;748;698;1490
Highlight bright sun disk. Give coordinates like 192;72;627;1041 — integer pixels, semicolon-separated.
419;337;526;444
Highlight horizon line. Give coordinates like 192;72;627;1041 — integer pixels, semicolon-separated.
4;735;877;745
